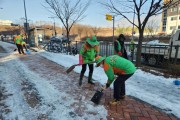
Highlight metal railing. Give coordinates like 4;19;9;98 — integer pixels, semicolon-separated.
73;41;180;66
3;37;179;66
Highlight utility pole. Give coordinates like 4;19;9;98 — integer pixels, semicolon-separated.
48;17;57;36
106;14;115;42
23;0;28;44
112;16;115;42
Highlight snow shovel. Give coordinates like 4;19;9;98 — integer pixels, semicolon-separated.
66;61;96;74
91;90;103;104
26;49;31;55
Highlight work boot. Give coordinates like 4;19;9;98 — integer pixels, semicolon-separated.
79;73;84;86
109;99;120;105
88;72;95;85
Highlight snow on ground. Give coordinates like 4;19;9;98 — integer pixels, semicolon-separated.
1;41;180;118
38;47;180;118
0;41;107;120
145;40;169;45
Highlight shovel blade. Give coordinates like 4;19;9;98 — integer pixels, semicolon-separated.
66;65;76;74
26;50;31;54
91;90;103;104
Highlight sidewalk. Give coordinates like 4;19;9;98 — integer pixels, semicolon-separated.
103;89;178;120
19;53;179;120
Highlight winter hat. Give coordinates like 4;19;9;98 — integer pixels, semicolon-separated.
87;36;99;46
117;34;125;41
95;56;106;67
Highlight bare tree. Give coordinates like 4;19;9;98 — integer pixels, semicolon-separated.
102;0;178;67
91;26;101;36
44;0;91;40
77;24;84;41
85;28;89;38
146;19;160;37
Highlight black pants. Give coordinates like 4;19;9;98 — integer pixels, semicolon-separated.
81;64;94;74
113;73;133;100
16;44;24;54
22;44;28;51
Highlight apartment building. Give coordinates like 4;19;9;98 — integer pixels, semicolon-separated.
161;0;180;34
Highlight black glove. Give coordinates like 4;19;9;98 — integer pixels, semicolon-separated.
106;83;110;88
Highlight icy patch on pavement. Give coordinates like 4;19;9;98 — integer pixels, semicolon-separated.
0;42;108;119
15;58;107;119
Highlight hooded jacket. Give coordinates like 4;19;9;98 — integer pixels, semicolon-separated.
80;43;99;63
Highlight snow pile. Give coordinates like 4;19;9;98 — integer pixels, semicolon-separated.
146;40;169;46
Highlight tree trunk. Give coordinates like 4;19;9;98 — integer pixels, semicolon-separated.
136;29;144;67
66;29;69;40
66;29;71;54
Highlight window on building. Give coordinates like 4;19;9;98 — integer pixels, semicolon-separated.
171;7;177;12
164;13;167;17
178;25;180;29
170;26;176;30
163;26;166;32
164;10;167;15
163;17;167;21
171;17;177;21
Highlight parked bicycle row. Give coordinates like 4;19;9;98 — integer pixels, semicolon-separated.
41;36;78;55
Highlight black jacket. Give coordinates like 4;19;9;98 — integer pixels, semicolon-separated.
114;40;128;59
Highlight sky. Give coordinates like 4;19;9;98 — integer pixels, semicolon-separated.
0;0;113;27
0;0;161;28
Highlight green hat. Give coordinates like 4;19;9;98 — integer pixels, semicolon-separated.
87;36;99;46
95;56;106;67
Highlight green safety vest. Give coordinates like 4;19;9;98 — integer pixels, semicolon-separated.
103;55;136;83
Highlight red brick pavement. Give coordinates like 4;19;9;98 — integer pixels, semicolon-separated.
102;88;178;120
19;54;179;120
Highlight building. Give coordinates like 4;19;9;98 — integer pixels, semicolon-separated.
0;19;12;26
161;0;180;34
29;27;45;47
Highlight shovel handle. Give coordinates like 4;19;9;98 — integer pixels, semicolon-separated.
78;61;96;66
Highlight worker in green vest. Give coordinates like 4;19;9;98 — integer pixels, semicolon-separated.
114;34;128;59
15;34;25;55
79;36;99;86
95;55;136;105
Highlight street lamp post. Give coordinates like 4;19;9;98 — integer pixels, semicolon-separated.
48;17;57;36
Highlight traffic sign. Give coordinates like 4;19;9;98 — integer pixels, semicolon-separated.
106;14;113;21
